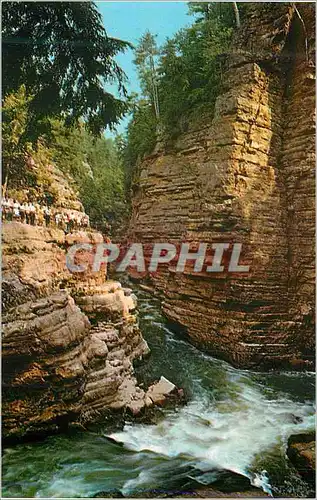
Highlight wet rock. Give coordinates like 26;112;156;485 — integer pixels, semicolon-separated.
170;487;269;497
146;376;177;405
92;490;124;498
126;469;269;498
287;432;316;484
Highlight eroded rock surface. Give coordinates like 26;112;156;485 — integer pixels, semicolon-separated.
2;224;153;442
3;292;90;440
2;223;106;312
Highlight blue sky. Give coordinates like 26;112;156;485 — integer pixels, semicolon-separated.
97;1;191;136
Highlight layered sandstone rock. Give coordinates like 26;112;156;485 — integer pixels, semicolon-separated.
75;282;137;318
2;223;152;441
2;292;90;440
2;287;151;442
78;283;150;420
2;223;106;312
129;4;315;369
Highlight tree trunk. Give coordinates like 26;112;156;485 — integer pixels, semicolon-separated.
149;52;160;120
233;2;241;28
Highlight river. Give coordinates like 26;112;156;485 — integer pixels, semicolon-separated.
2;289;315;498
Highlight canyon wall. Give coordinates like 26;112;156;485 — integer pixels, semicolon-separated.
129;4;315;369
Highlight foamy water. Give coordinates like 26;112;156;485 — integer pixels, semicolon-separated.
110;360;314;495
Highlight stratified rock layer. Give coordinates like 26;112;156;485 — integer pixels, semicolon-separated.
3;292;90;439
129;4;315;368
2;223;106;312
2;224;150;441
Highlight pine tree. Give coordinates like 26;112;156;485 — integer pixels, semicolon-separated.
2;1;131;136
133;31;160;119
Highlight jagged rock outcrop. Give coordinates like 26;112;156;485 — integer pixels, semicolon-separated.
2;222;153;442
129;4;315;369
2;286;150;440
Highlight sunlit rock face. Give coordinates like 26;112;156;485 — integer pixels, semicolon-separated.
129;4;315;369
2;223;149;442
2;224;106;312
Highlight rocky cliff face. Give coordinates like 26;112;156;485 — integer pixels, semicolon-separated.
129;4;315;369
2;223;152;442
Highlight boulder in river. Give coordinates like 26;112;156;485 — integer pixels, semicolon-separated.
287;432;316;485
125;468;269;498
146;376;178;405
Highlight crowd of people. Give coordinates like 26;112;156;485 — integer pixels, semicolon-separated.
1;198;90;232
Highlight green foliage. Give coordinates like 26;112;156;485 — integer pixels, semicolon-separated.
27;139;60;205
48;120;92;183
121;2;237;183
2;85;31;153
2;85;36;189
187;2;236;24
134;31;160;119
2;86;127;228
46;119;128;228
120;32;161;199
159;2;235;134
119;101;157;201
125;102;157;169
2;1;131;136
80;136;127;228
2;2;132;228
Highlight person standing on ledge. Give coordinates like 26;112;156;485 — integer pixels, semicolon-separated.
20;202;26;223
44;206;51;227
25;203;30;224
29;202;36;225
13;200;20;222
1;198;8;221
